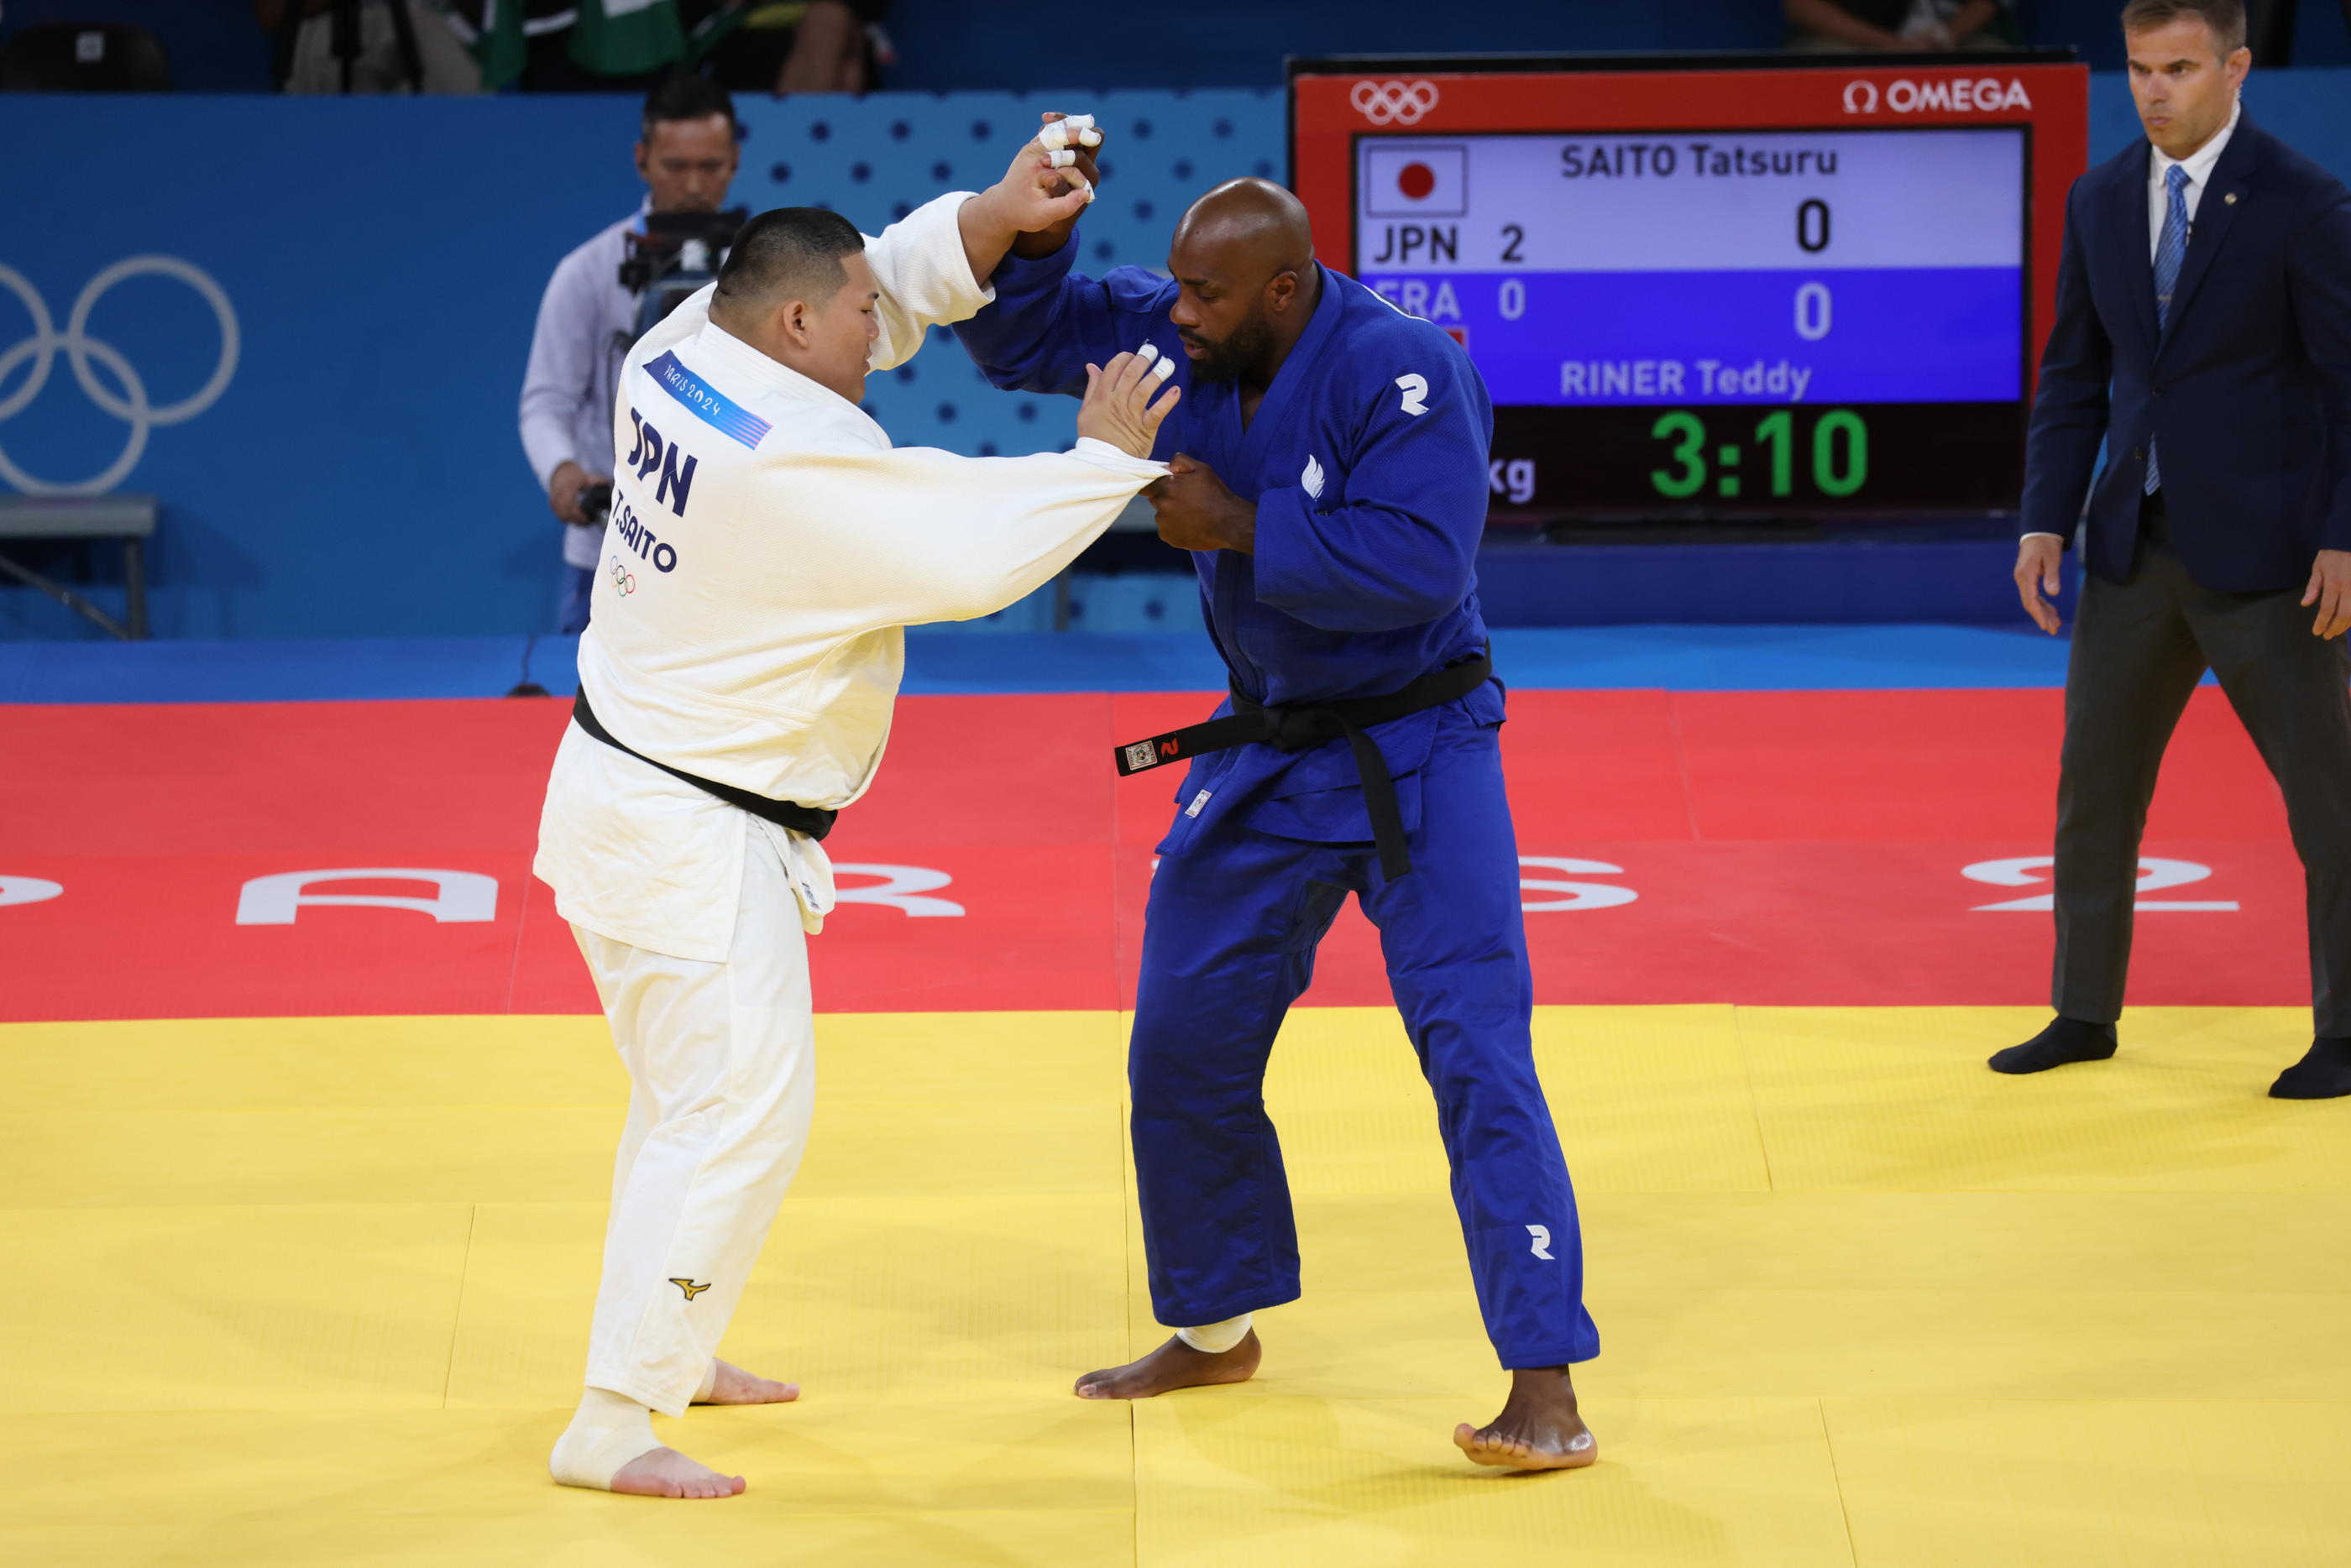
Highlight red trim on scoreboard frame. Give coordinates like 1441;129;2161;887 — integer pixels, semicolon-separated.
1289;59;2091;408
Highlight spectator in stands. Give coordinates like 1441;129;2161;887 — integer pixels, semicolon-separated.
457;0;886;94
686;1;890;95
461;0;686;91
1783;0;2020;50
519;73;740;635
257;1;481;93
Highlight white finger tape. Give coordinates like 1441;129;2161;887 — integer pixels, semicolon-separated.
1137;342;1160;362
1045;148;1077;169
1040;115;1099;152
1152;356;1176;381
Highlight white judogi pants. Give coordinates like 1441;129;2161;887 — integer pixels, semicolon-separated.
570;818;818;1417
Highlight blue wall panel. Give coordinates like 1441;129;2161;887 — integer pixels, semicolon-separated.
774;90;1285;472
0;71;2344;640
0;89;1276;640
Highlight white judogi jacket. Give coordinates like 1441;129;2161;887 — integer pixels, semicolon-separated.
536;192;1165;961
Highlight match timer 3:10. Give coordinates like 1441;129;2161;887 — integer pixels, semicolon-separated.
1650;406;1868;501
1290;53;2089;523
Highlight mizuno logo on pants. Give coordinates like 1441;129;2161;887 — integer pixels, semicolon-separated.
669;1278;712;1300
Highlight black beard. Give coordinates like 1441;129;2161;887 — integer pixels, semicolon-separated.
1183;311;1275;384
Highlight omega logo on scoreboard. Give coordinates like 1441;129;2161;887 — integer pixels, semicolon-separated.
1841;77;2036;116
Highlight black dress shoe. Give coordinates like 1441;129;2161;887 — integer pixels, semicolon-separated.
2270;1037;2351;1100
1988;1017;2118;1074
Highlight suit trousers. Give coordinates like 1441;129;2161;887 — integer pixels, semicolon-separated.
2052;494;2351;1034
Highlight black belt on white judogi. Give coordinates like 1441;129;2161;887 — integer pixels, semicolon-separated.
1111;650;1493;881
572;690;837;841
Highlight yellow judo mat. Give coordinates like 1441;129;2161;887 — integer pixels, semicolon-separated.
3;1004;2348;1566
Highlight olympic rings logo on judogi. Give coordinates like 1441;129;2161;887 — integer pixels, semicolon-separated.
1351;80;1440;127
609;556;637;596
0;256;240;496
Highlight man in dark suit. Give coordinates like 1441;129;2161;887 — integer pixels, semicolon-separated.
2003;0;2351;1098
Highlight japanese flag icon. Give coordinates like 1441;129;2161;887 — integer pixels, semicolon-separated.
1364;144;1467;218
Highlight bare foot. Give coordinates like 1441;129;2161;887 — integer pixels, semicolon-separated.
606;1446;748;1499
694;1359;799;1406
1453;1366;1596;1471
1074;1330;1261;1399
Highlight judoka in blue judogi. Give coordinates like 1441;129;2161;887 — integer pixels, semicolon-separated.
955;175;1600;1468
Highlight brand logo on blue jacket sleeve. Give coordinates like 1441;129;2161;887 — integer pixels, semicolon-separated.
647;351;771;449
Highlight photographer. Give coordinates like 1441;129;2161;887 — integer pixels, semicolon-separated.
519;72;740;633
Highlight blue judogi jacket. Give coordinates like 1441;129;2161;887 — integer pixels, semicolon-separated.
955;245;1502;850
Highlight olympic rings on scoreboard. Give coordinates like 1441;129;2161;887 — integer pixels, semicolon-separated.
0;256;240;496
1351;80;1440;127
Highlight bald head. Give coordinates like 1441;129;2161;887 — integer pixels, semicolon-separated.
1172;178;1315;279
1165;178;1322;384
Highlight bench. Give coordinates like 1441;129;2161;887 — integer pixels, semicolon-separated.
0;494;157;640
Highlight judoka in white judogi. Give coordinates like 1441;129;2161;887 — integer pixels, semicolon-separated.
533;144;1174;1497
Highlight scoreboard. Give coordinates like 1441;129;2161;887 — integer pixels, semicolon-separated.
1291;53;2088;522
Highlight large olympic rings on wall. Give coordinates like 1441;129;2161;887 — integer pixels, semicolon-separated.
1350;80;1441;127
0;256;240;495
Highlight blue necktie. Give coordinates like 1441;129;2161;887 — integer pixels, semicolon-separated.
2148;162;2190;494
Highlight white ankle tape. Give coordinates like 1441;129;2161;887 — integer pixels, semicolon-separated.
694;1359;719;1404
548;1388;662;1491
1177;1314;1253;1354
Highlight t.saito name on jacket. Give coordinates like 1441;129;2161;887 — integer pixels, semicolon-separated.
607;494;678;574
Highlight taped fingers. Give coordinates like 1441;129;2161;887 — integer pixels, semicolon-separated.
1034;145;1096;203
1039;113;1102;152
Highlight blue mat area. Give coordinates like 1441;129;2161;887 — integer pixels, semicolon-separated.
0;625;2083;703
0;635;582;705
1487;624;2078;693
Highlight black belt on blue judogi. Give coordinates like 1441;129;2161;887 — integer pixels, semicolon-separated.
1111;650;1493;881
572;690;837;841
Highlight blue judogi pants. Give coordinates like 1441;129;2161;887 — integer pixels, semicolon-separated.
1129;719;1600;1369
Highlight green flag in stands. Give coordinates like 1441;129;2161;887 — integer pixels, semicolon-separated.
475;0;688;89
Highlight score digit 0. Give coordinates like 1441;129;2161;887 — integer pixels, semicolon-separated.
1794;282;1831;342
1649;409;1870;500
1796;198;1831;253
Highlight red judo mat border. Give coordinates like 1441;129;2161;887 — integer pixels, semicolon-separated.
0;687;2305;1022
